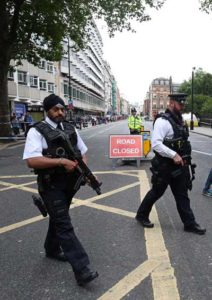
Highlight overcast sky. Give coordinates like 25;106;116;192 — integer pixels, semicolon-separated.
96;0;212;104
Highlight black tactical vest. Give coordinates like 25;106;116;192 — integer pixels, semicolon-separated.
34;120;80;159
154;110;191;157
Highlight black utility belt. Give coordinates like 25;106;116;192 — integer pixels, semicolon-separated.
34;167;66;176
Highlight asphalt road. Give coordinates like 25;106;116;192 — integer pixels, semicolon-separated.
0;120;212;300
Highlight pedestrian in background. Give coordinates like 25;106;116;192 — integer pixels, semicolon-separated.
11;114;20;135
24;112;34;136
18;113;25;132
202;168;212;197
128;108;142;134
136;93;206;235
23;94;98;286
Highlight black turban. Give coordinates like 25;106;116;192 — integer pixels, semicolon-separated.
43;94;65;112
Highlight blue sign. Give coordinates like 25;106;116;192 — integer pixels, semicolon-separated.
15;103;26;118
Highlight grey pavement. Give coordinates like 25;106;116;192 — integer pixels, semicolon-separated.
189;126;212;138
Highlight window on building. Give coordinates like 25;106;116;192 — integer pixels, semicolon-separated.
18;71;27;85
73;88;77;98
39;60;46;70
63;83;69;97
39;79;47;90
47;62;54;73
80;91;83;100
8;70;14;81
30;76;38;88
48;82;54;93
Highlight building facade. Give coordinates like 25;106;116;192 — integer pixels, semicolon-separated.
103;60;113;116
8;60;58;121
148;77;180;119
143;94;150;117
7;22;119;121
59;23;105;118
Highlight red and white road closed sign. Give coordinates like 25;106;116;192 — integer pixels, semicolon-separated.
109;135;143;158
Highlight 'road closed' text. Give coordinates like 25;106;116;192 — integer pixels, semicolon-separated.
109;135;143;158
112;148;140;154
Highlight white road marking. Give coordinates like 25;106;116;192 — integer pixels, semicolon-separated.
192;149;212;156
138;170;180;300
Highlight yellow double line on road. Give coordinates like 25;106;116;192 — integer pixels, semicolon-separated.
0;171;180;299
98;171;179;300
0;177;139;234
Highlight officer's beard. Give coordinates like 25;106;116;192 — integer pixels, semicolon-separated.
173;107;183;122
49;116;65;124
173;107;181;116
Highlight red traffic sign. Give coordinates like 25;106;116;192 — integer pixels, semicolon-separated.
109;135;143;158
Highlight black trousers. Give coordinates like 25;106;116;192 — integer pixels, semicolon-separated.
40;177;89;272
137;171;196;227
130;129;140;135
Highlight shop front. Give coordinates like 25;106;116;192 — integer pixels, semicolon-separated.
27;105;44;122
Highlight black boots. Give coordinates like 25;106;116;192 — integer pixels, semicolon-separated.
135;215;154;228
74;266;99;286
184;223;206;235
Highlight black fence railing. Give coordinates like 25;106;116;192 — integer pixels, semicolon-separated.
199;118;212;128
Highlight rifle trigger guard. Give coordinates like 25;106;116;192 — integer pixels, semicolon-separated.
74;174;86;191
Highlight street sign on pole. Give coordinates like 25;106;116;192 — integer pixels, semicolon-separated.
68;98;74;110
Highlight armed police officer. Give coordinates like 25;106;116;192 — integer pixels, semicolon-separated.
136;93;206;235
23;94;98;286
128;108;143;134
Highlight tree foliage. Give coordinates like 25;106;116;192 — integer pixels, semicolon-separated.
1;0;165;66
200;0;212;13
179;69;212;117
0;0;164;137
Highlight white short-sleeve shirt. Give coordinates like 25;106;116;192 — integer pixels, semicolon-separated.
152;117;177;159
23;117;87;160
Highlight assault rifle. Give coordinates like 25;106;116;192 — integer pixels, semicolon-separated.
57;129;102;195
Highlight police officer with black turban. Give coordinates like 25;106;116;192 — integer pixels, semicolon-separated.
135;93;206;235
23;94;98;286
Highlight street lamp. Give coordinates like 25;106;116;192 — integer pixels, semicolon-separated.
169;76;172;93
190;67;196;130
67;38;73;118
